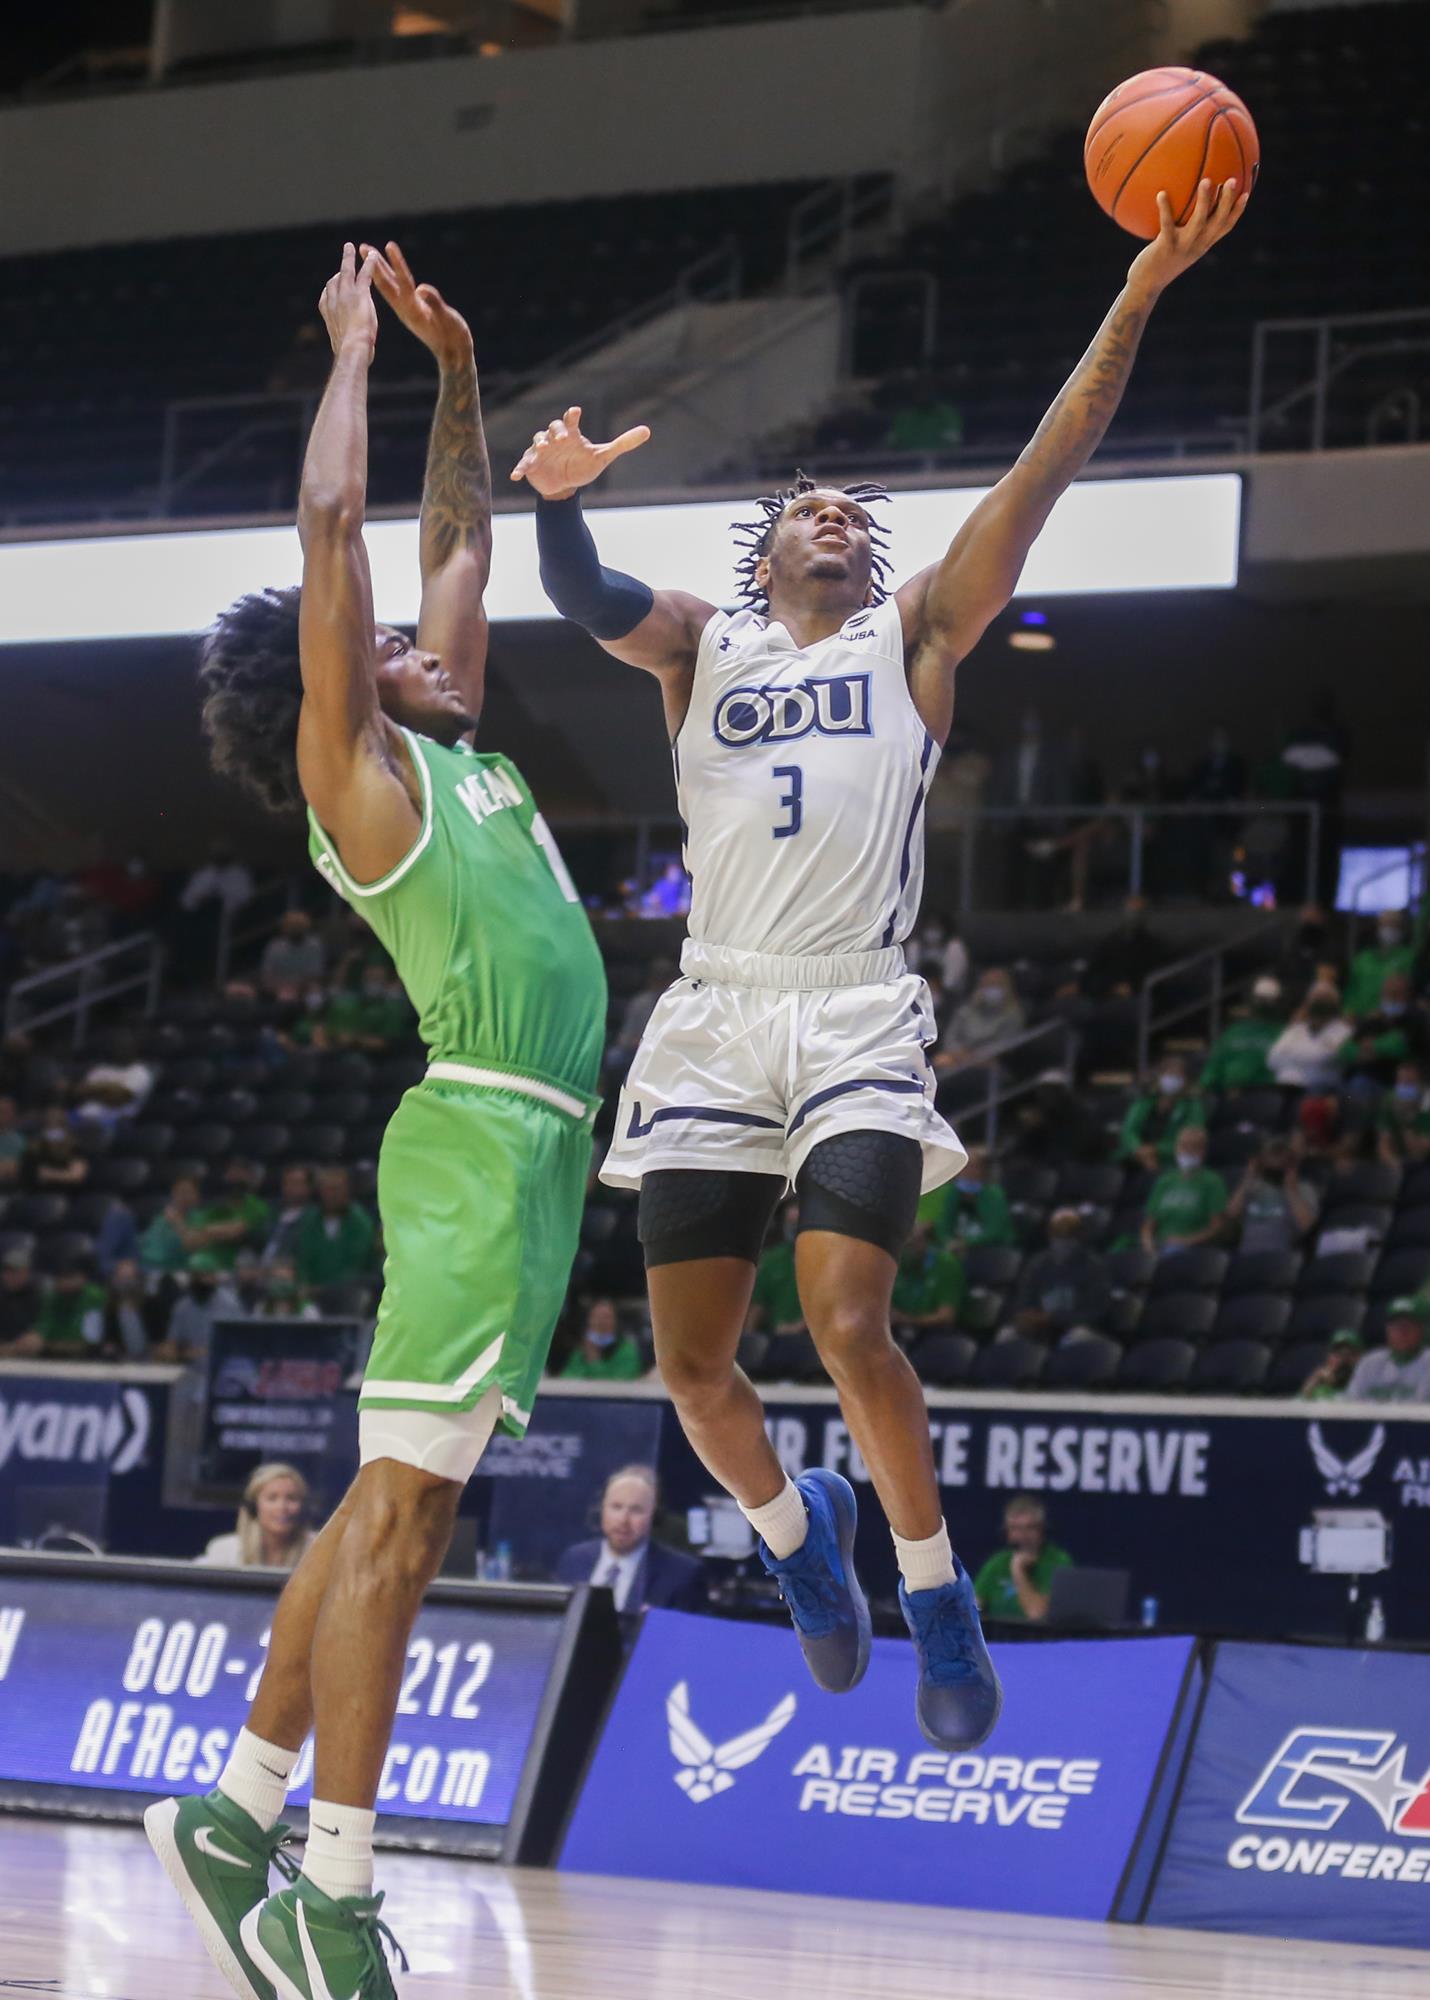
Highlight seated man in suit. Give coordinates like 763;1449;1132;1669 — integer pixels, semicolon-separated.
555;1464;707;1613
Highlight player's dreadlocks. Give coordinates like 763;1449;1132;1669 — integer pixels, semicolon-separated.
731;472;892;613
198;586;305;816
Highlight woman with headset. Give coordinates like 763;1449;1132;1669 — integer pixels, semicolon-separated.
197;1463;318;1571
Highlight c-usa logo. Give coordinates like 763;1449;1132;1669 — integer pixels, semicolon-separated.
713;674;871;747
1308;1423;1385;1497
666;1681;796;1803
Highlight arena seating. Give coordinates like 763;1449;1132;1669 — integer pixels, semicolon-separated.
0;182;817;523
768;0;1430;473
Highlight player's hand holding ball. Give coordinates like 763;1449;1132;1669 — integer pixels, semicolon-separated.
511;406;651;500
318;241;379;358
1085;67;1257;296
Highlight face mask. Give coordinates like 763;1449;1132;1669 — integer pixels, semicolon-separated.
587;1328;617;1350
1158;1072;1184;1095
1395;1082;1421;1103
43;1126;68;1144
978;988;1007;1011
1176;1150;1202;1173
960;1178;982;1195
1382;1001;1406;1019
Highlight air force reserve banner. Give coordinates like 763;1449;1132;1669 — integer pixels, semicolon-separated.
561;1610;1195;1919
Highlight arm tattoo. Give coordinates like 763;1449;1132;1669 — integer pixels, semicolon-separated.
1015;294;1149;497
420;356;492;577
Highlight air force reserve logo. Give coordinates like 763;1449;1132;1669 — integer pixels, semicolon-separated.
666;1681;796;1804
1229;1729;1430;1882
713;674;871;747
1308;1422;1385;1497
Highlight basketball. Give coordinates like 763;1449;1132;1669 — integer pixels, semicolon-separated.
1084;67;1259;240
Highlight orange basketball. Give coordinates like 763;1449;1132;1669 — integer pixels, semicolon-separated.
1084;67;1259;240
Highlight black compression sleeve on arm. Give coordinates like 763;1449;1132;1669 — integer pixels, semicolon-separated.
535;493;655;641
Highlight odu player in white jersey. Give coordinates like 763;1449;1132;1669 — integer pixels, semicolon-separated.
514;173;1247;1749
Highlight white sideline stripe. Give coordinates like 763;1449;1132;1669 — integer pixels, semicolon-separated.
361;1334;507;1405
426;1061;588;1121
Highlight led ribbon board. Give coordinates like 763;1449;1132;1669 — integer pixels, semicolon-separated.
0;475;1241;643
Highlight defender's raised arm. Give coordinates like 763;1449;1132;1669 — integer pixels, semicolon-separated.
896;174;1250;743
364;239;493;724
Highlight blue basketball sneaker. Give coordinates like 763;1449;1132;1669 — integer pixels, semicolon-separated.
758;1469;871;1693
899;1567;1004;1749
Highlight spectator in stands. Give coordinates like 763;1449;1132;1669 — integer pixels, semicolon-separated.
0;1245;42;1352
639;860;691;921
1346;1299;1430;1405
139;1173;207;1276
973;1495;1073;1624
248;1256;319;1321
1339;973;1430;1096
1279;904;1336;999
1345;907;1423;1019
197;1463;318;1571
1224;1137;1320;1253
0;1095;25;1188
311;961;411;1053
30;1257;106;1357
1012;1068;1107;1165
890;1221;966;1338
1140;1126;1226;1256
555;1464;706;1612
935;967;1025;1071
1299;1328;1364;1403
1007;1209;1110;1343
1084;893;1170;999
1268;983;1353;1090
23;1110;88;1191
924;1144;1014;1252
163;1265;242;1362
912;914;970;1000
561;1297;645;1381
100;1258;166;1360
293;1166;377;1290
72;1030;156;1125
1199;977;1284;1094
609;959;677;1078
93;1195;140;1276
180;841;254;922
1117;1054;1207;1170
748;1199;805;1335
1378;1062;1430;1167
193;1159;272;1269
263;1164;315;1265
259;908;325;998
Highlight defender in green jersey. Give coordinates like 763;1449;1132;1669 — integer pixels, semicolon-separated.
145;242;605;1999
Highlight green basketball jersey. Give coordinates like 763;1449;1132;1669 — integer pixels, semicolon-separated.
308;727;606;1100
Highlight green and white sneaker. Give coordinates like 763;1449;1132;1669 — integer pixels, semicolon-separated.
241;1877;407;2000
145;1789;299;2000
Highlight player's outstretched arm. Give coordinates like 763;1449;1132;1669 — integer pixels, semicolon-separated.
897;175;1250;744
513;409;714;720
363;240;492;724
295;244;421;881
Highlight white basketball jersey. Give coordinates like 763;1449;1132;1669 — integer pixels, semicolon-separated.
674;599;939;959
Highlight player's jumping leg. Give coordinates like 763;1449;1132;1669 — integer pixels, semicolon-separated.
794;1130;1002;1751
643;1169;871;1693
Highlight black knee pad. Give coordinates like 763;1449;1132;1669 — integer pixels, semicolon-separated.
638;1168;785;1268
795;1130;923;1259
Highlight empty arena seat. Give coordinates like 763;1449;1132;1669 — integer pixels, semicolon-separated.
1191;1339;1272;1395
1117;1338;1196;1393
1042;1333;1121;1390
1210;1293;1292;1345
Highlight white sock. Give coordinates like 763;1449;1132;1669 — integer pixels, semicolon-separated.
740;1477;809;1560
893;1520;957;1594
302;1800;376;1904
217;1728;298;1834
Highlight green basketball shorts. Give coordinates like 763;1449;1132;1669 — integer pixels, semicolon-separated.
359;1063;599;1437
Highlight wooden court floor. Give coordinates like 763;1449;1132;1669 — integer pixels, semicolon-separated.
1;1816;1426;1998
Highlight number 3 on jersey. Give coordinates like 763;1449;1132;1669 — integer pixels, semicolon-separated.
772;765;803;840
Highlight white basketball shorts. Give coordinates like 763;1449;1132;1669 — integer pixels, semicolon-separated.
599;941;967;1194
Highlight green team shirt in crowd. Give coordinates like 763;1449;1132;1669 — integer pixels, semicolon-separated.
293;1202;377;1288
1117;1091;1207;1164
1146;1165;1227;1243
313;988;413;1048
37;1282;106;1350
1200;1017;1279;1092
561;1335;645;1381
309;728;606;1099
973;1542;1073;1620
191;1192;273;1272
923;1180;1015;1249
892;1245;967;1321
753;1241;804;1328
